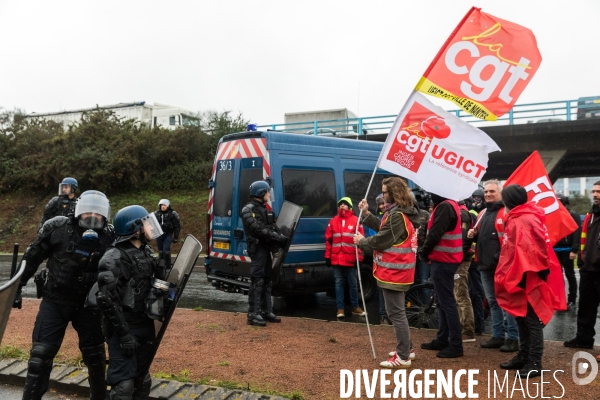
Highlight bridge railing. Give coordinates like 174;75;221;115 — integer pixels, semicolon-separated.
259;98;586;136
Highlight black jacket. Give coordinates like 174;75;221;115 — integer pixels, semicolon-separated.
39;195;77;229
155;208;181;239
241;198;284;256
581;205;600;271
555;208;582;253
421;200;459;261
474;201;504;271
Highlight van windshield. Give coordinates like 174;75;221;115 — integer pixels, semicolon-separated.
214;168;234;217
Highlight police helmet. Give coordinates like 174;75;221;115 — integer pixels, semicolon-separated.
472;188;484;198
74;190;110;230
113;205;163;243
249;181;270;198
59;177;78;196
158;199;170;208
556;193;569;206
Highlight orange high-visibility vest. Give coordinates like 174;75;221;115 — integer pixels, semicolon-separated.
428;200;462;263
373;212;416;286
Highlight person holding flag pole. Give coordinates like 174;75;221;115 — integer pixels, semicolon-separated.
354;177;420;368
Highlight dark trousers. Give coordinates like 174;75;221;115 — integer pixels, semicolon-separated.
30;299;104;396
430;260;463;348
556;251;577;303
468;265;486;334
156;233;173;257
106;323;155;386
575;269;600;345
248;246;273;314
516;304;544;364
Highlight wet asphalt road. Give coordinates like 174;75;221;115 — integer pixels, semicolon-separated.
1;262;597;342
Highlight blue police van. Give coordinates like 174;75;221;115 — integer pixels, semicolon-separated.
204;130;416;300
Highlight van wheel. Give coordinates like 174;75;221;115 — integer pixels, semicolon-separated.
359;264;376;302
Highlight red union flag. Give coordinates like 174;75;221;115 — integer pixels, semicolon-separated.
504;151;577;246
377;91;500;201
416;7;542;121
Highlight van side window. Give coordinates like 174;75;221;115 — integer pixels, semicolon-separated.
282;169;336;217
214;168;234;217
344;172;394;215
239;168;264;212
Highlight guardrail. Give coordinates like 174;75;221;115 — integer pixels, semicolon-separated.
259;98;597;136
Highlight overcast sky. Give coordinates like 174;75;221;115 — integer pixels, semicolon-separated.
1;0;598;126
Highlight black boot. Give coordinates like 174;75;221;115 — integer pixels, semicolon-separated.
518;361;543;378
261;281;281;323
248;279;267;327
133;372;152;400
80;344;107;400
500;353;526;370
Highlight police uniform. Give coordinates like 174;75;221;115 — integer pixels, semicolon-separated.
18;216;114;400
154;206;181;268
39;195;77;229
241;197;285;326
96;242;164;399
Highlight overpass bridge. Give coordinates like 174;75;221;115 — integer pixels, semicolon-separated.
260;98;600;181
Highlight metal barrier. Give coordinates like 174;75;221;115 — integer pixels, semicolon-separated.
0;261;25;345
259;98;598;135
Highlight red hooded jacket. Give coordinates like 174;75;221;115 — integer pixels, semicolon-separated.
494;202;567;325
325;209;364;267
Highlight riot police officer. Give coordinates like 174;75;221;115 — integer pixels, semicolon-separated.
241;180;288;326
14;190;114;400
39;177;79;229
154;199;181;269
96;205;166;400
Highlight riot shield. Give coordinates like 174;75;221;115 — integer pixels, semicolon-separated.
0;261;25;345
271;201;303;280
150;234;202;360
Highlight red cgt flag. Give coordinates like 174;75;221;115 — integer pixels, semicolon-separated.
504;150;577;246
416;7;542;121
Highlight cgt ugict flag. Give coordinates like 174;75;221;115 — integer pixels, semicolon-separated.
377;91;500;201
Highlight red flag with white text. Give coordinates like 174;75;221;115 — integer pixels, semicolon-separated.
416;7;542;121
504;151;578;246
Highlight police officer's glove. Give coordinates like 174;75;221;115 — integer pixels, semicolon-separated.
12;285;24;309
277;234;289;247
325;258;332;268
119;333;138;357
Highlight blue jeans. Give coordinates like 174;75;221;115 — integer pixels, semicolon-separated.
414;259;430;285
333;266;359;310
156;233;173;256
480;269;519;340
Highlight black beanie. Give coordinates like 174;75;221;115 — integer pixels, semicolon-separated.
502;184;528;209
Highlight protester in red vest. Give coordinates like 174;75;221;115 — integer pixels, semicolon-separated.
564;181;600;352
354;177;420;369
325;197;365;319
420;193;464;358
495;184;562;378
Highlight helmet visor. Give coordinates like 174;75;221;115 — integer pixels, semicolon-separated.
75;193;111;221
141;213;163;240
79;212;105;230
58;183;74;196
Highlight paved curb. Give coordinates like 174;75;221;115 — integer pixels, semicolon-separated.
0;358;287;399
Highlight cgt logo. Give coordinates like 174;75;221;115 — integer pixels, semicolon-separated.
572;351;598;385
420;8;541;120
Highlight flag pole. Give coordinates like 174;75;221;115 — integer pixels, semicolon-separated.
353;89;416;360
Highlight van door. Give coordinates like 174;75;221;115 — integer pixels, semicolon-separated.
236;157;264;274
211;158;236;273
